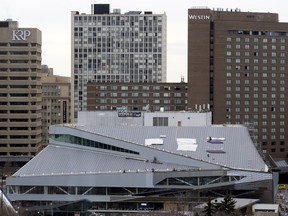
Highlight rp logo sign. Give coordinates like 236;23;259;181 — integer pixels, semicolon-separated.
12;30;31;40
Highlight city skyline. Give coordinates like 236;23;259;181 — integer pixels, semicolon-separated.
1;0;288;82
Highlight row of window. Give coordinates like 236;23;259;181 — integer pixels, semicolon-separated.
97;92;185;97
0;51;38;55
226;93;285;99
96;86;185;91
0;68;38;72
74;15;163;23
227;44;285;50
95;105;185;111
97;99;185;104
226;100;285;105
226;107;285;112
227;51;286;57
0;59;40;64
226;114;285;120
226;86;285;91
226;79;285;85
50;134;139;155
227;58;286;64
227;34;287;40
0;43;39;47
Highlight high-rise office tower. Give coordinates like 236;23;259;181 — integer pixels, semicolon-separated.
41;65;71;148
71;4;167;119
187;8;288;159
0;20;42;174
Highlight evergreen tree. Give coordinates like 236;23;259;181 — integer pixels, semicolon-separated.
202;198;217;216
215;194;237;215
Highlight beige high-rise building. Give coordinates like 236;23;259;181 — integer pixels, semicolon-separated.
0;20;42;174
41;65;71;147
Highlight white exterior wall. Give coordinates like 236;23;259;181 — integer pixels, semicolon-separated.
144;112;212;126
78;111;144;127
77;111;212;127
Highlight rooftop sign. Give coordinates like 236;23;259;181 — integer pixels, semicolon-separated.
12;30;31;41
188;15;210;20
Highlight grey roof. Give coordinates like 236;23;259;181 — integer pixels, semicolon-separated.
13;145;196;177
76;125;267;172
13;124;268;180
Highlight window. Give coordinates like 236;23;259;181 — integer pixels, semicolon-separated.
142;86;149;90
100;86;107;90
152;86;160;91
153;117;168;126
174;93;181;97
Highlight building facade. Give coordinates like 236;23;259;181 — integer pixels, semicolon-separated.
41;65;71;147
87;82;187;112
0;20;42;174
6;111;273;212
71;4;167;119
187;8;288;159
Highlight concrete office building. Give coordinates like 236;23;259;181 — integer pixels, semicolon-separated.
187;8;288;159
0;20;42;174
71;4;167;119
41;65;71;147
87;81;187;112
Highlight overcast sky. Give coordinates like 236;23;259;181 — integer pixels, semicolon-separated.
1;0;287;82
